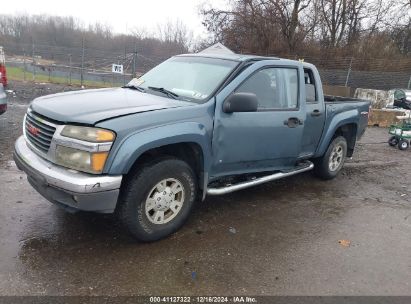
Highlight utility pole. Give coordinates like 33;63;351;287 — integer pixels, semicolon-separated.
81;37;85;87
408;76;411;89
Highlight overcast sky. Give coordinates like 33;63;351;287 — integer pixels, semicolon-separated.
2;0;229;38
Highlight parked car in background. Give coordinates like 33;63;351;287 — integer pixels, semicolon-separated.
0;84;7;115
14;47;370;241
0;47;7;87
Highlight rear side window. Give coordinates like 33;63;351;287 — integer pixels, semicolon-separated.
304;68;317;103
236;67;299;110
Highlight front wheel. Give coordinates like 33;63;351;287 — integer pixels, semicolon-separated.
118;157;197;242
388;136;399;147
314;136;347;180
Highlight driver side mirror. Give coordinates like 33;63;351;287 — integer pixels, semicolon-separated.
223;92;258;113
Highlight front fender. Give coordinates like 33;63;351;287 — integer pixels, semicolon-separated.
315;109;359;157
107;122;211;175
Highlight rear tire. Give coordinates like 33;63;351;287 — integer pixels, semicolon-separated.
118;157;197;242
398;139;409;150
314;136;347;180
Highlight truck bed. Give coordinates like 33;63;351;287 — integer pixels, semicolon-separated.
323;96;370;140
324;95;368;103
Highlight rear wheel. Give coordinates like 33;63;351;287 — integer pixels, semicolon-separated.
388;136;399;147
398;139;409;150
314;136;347;180
118;157;197;242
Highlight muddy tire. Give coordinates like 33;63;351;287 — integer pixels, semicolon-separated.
388;136;398;147
314;136;347;180
118;157;197;242
398;139;409;150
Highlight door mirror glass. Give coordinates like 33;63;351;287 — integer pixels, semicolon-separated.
223;92;258;113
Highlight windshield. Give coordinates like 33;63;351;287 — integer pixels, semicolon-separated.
127;56;238;103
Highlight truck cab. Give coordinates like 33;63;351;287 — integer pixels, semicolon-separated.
210;59;325;177
14;49;370;241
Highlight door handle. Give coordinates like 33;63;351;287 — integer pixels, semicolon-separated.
311;109;322;117
284;117;303;128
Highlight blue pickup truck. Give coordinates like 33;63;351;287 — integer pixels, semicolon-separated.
14;51;370;241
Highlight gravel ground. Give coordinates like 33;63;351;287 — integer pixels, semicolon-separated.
0;81;410;296
0;81;78;166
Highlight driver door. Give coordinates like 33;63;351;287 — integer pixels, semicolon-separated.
210;61;305;178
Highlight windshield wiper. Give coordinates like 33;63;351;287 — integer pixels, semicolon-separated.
148;86;179;99
122;84;146;92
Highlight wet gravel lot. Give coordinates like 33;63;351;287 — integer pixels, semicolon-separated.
0;82;410;296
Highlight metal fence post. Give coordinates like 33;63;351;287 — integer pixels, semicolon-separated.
132;41;137;79
345;57;353;87
123;44;127;86
31;42;36;82
81;37;85;87
68;54;72;85
408;76;411;89
23;49;26;81
132;52;137;79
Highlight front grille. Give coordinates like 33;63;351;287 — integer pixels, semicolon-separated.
25;111;56;153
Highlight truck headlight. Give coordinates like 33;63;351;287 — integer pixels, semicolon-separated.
55;146;109;174
56;126;115;174
61;126;115;142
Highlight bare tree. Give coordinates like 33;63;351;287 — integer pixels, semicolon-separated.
389;1;411;55
201;0;312;53
317;0;349;47
264;0;312;52
0;13;193;69
157;19;193;52
315;0;395;50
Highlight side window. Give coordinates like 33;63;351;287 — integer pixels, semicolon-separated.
304;68;317;103
236;67;298;110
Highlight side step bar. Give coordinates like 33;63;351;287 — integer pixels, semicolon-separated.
206;161;314;196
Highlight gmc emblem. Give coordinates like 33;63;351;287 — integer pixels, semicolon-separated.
27;124;40;136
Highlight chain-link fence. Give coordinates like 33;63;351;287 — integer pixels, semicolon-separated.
2;41;170;87
2;41;411;92
284;55;411;91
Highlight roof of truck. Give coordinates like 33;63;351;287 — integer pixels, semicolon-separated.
178;52;280;62
176;43;280;62
177;52;319;71
177;43;316;68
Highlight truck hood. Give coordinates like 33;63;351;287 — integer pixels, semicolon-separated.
30;87;194;125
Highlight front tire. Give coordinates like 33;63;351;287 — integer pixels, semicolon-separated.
388;136;399;147
118;157;197;242
314;136;347;180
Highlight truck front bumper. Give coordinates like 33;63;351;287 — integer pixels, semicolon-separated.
14;136;122;213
